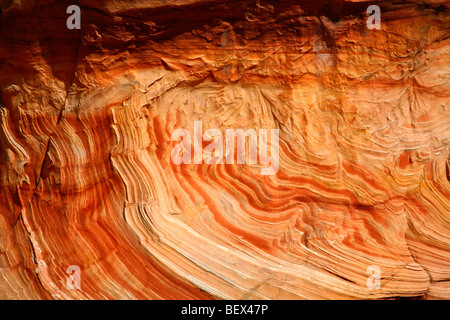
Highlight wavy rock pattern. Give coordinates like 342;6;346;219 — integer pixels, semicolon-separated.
0;0;449;299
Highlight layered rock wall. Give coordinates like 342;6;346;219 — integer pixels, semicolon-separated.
0;0;449;299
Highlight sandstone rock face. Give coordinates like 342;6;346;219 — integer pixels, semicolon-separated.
0;0;449;300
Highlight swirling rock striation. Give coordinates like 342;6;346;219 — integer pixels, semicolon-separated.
0;0;449;299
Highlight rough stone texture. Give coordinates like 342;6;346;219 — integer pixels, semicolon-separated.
0;0;449;299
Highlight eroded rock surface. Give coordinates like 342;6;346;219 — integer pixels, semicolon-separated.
0;0;449;299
